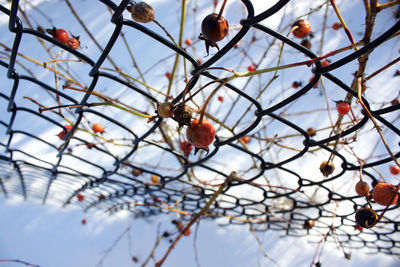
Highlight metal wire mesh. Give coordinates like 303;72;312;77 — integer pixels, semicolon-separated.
1;0;400;257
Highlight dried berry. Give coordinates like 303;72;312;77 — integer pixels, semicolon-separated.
157;102;174;118
355;207;377;228
355;181;370;197
173;103;192;129
130;2;154;23
306;127;317;137
319;161;335;176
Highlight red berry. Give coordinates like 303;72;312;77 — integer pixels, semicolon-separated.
321;60;330;68
165;72;171;79
292;19;311;39
57;125;73;140
201;13;229;43
92;123;104;133
372;183;398;206
292;81;300;89
355;181;370;197
247;65;256;72
98;194;105;200
186;119;216;149
390;165;400;175
240;136;250;144
354;225;364;231
132;257;138;262
66;37;80;49
337;101;350;115
183;228;191;236
77;194;84;201
54;28;69;43
306;127;317;137
197;59;203;65
217;96;224;102
81;219;86;225
332;22;341;30
213;0;218;8
303;220;314;229
180;141;193;157
185;38;192;46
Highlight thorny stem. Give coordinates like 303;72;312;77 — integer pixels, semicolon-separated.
330;0;358;50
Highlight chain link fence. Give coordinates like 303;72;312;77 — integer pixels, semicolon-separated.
1;0;400;259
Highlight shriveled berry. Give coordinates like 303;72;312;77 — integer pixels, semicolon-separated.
130;2;154;23
355;207;377;228
98;193;105;200
292;19;311;39
319;161;335;176
372;183;398;206
157;102;174;118
355;180;370;197
173;103;192;129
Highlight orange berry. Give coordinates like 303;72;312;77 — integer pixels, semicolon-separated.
372;183;398;206
151;175;159;184
92;123;104;133
390;165;400;175
355;181;370;197
292;19;311;39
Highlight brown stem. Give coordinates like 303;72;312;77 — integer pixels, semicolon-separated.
217;0;228;19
